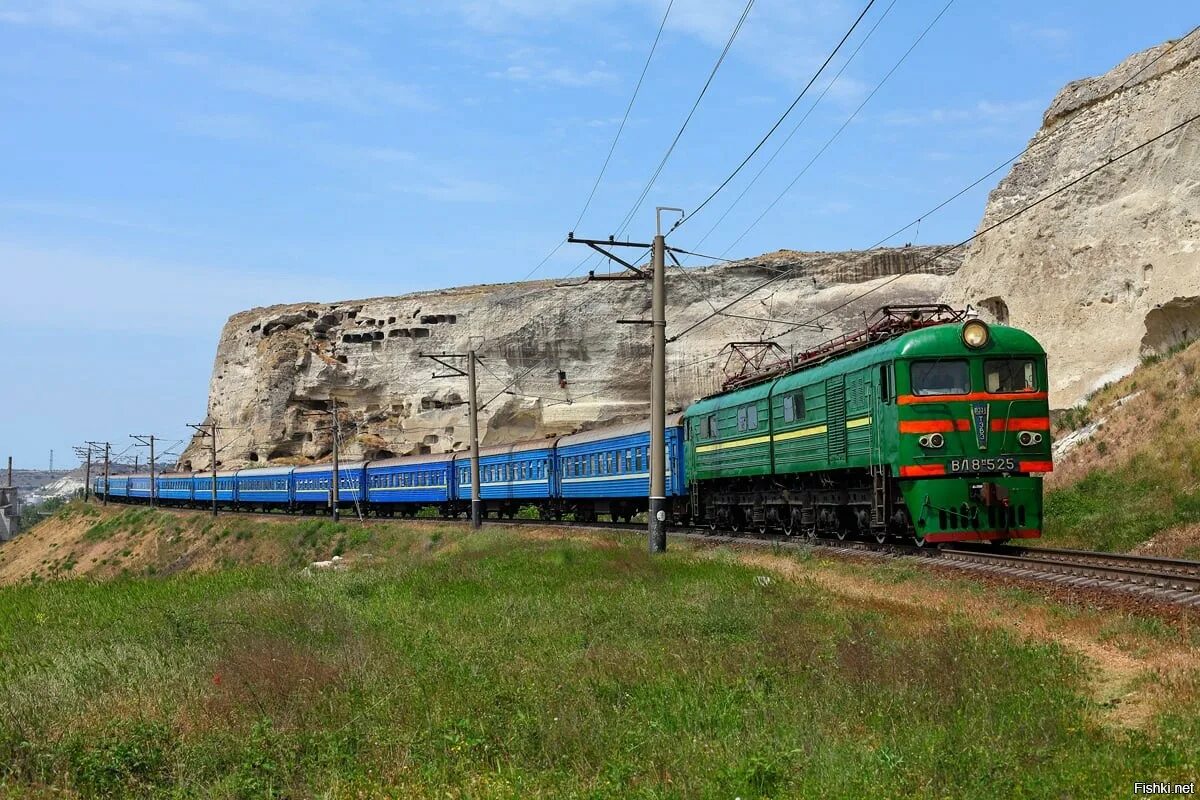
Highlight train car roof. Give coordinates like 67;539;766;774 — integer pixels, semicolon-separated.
234;465;295;477
292;461;367;475
557;413;682;448
192;470;240;478
368;452;454;469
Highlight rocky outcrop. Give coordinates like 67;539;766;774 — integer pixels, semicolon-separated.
180;247;959;469
943;32;1200;407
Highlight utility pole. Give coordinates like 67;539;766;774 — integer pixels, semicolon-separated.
5;456;10;489
75;445;94;501
331;403;340;522
568;205;682;553
85;442;111;506
648;207;681;553
131;435;156;507
49;450;53;474
419;351;482;529
187;423;219;517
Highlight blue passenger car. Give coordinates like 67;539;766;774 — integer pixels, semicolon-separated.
366;453;453;511
293;462;367;509
194;470;238;505
128;474;153;501
108;475;130;500
156;473;194;504
555;414;685;521
236;465;294;508
453;440;555;514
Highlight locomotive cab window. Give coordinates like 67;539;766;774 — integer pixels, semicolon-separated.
737;404;759;431
911;360;970;396
985;358;1037;393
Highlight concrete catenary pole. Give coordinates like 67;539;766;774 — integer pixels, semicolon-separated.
210;426;218;517
331;403;340;523
149;436;155;508
5;456;10;489
103;443;110;507
467;350;482;529
649;207;684;553
84;449;92;502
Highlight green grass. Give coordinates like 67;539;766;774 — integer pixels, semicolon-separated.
1;530;1197;798
1044;451;1200;553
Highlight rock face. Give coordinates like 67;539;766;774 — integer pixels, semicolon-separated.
943;33;1200;407
180;247;959;469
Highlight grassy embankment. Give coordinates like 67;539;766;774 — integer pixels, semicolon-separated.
0;504;1198;797
1043;339;1200;554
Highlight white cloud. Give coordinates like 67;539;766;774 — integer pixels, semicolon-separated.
398;175;504;204
0;241;375;335
0;0;205;34
176;111;269;141
487;48;615;88
882;99;1042;127
161;51;428;112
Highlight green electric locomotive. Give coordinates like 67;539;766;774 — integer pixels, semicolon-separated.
682;305;1052;545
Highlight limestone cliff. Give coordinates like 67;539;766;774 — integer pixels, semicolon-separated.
943;32;1200;407
180;248;959;469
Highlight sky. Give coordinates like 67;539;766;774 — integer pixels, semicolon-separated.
1;0;1195;470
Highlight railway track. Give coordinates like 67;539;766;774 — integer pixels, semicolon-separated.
96;502;1200;607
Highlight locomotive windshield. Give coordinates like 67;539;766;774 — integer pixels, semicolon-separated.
911;359;970;396
985;358;1037;392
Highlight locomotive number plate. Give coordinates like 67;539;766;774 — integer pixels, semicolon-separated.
947;457;1017;474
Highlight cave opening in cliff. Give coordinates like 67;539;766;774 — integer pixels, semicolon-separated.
977;296;1011;325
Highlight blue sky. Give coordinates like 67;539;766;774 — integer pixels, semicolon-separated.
1;0;1195;469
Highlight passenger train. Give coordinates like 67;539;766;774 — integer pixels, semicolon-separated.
95;307;1053;545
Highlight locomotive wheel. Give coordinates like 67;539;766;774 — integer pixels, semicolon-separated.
708;516;719;532
835;526;848;541
781;510;795;537
874;530;888;544
729;509;744;534
913;533;928;548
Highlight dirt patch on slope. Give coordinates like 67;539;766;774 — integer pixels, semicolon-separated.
1130;524;1200;559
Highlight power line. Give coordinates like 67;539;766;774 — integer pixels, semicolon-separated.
612;0;757;238
673;0;878;233
680;0;898;255
520;0;676;282
573;0;675;232
766;109;1200;340
718;0;956;258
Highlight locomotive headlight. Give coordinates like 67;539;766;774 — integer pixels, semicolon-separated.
1017;431;1043;447
962;319;990;349
928;432;945;448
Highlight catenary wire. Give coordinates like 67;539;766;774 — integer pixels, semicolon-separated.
672;0;879;233
612;0;757;238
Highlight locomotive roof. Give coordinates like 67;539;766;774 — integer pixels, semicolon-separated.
686;322;1046;416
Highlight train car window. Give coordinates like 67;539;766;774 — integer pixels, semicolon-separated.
911;360;970;396
748;405;758;428
609;452;616;474
985;359;1037;392
783;393;805;422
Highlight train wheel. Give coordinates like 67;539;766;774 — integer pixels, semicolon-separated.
874;530;888;545
835;526;848;541
781;511;795;537
729;509;744;534
708;516;719;532
913;533;928;547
